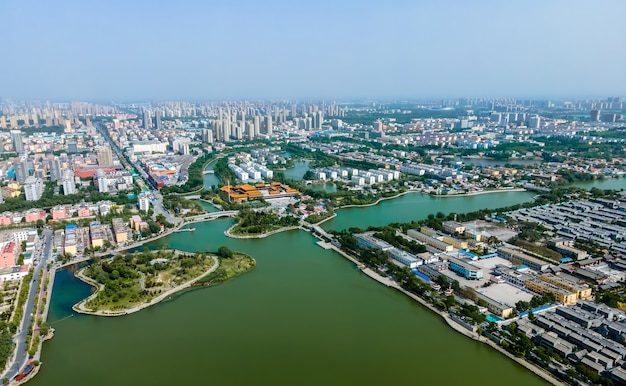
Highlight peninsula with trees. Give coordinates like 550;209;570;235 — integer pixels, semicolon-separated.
73;247;255;316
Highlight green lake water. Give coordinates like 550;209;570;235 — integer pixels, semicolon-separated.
322;190;535;231
31;190;549;386
571;176;626;191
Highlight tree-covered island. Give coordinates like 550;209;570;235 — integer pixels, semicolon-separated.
73;248;255;315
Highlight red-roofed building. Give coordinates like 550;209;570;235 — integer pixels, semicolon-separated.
0;242;17;268
74;166;117;179
77;205;90;217
24;209;46;223
51;205;69;221
0;213;13;226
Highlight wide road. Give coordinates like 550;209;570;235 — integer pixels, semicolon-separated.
3;229;53;381
94;123;179;225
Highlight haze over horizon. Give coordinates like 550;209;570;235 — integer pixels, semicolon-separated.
2;0;625;102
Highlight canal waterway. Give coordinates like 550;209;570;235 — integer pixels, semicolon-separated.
32;189;550;386
309;181;338;193
202;161;220;189
283;159;310;181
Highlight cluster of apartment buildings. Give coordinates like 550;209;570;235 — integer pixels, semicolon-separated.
355;223;599;319
62;217;132;256
315;167;400;186
0;200;119;227
400;162;476;182
516;302;626;382
228;161;274;182
249;148;287;165
0;228;39;282
492;262;592;306
509;199;626;255
95;169;134;193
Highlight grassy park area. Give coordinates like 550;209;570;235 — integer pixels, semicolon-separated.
82;249;216;311
196;249;256;286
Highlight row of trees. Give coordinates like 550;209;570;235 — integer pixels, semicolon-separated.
212;158;237;186
332;232;463;312
373;226;427;254
514;293;556;312
0;182;139;213
232;209;299;235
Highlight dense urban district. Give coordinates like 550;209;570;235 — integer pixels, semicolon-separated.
0;97;626;385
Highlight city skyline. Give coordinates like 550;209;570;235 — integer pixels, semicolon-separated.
1;0;626;101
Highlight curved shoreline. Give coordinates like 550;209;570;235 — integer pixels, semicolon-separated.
327;243;564;386
337;187;528;209
72;255;219;317
224;224;301;239
171;157;219;196
43;187;556;384
436;187;527;197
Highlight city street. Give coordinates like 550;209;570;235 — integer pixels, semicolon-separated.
2;229;53;381
95;123;179;225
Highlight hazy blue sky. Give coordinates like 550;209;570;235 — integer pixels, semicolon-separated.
1;0;625;101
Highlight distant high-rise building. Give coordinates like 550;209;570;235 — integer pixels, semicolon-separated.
202;128;214;144
97;170;109;193
68;142;78;153
253;115;261;137
212;121;222;142
154;111;162;130
331;119;343;130
24;176;44;201
590;109;601;122
97;146;114;167
143;109;152;129
315;111;324;129
224;114;232;141
266;114;273;135
374;120;383;132
246;122;255;139
528;115;541;129
10;130;24;153
138;193;150;212
240;111;246;137
14;161;29;184
62;170;76;195
601;113;617;123
50;159;62;181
